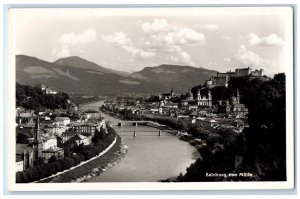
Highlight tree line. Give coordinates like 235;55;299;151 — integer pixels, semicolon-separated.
16;83;70;110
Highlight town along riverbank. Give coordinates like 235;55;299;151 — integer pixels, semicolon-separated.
72;100;200;182
38;134;126;183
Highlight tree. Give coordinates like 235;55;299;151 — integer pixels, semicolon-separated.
16;83;70;110
52;161;62;173
243;74;286;180
33;157;44;166
146;95;160;102
16;172;23;183
92;128;102;143
48;155;57;163
274;73;285;82
16;133;29;144
16;171;29;183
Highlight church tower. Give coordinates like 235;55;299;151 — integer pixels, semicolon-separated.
208;90;212;107
35;114;41;141
236;89;240;105
33;114;43;162
170;89;174;96
197;89;201;100
197;89;201;106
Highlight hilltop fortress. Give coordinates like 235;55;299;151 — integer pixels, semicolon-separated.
206;67;264;88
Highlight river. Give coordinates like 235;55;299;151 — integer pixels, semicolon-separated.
80;101;200;182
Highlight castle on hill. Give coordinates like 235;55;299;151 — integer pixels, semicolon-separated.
206;67;264;88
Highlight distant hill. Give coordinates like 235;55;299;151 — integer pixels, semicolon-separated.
54;56;130;77
126;64;217;93
16;55;134;95
16;55;218;95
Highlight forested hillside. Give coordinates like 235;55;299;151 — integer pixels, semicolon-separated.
16;83;70;110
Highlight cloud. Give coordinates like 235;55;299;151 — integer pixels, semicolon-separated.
206;61;221;68
52;46;70;58
224;57;231;62
102;19;204;65
148;28;205;46
141;19;205;46
223;45;280;75
167;50;194;66
172;28;205;44
60;29;96;45
52;29;96;58
247;33;284;46
139;19;205;65
101;32;155;60
79;50;86;55
222;35;231;41
101;32;131;47
232;45;264;65
136;50;156;59
123;45;156;59
199;24;219;31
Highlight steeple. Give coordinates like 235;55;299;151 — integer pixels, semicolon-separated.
208;89;212;107
197;89;201;100
186;89;193;101
33;113;42;161
170;89;174;96
208;89;212;100
35;114;40;141
236;89;240;104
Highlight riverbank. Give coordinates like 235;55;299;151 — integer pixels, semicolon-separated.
159;135;204;182
102;109;205;178
73;136;128;183
38;135;125;183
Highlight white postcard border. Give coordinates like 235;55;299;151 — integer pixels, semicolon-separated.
6;6;295;191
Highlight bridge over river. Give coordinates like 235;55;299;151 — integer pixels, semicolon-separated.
112;120;178;136
113;120;165;127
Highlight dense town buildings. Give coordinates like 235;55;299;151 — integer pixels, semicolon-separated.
217;90;248;117
15;90;106;171
102;67;259;135
180;89;212;108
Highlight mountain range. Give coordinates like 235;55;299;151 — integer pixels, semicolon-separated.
16;55;217;95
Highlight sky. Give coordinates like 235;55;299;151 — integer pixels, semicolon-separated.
11;7;293;76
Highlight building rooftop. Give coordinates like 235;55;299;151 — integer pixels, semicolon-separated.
19;112;34;118
42;147;63;153
233;104;246;108
16;144;33;155
55;117;70;121
68;134;88;142
164;102;178;106
16;154;23;162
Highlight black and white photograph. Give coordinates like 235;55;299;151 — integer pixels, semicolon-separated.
6;6;294;191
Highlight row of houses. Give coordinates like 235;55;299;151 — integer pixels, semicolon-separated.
15;121;104;172
16;134;64;172
16;105;106;172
